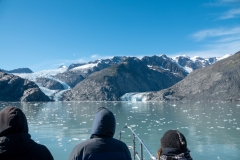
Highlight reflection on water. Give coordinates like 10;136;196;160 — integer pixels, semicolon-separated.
0;101;239;160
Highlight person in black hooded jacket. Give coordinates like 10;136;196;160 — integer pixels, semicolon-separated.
0;106;54;160
68;107;132;160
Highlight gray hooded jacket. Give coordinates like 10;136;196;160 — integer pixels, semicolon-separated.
68;107;132;160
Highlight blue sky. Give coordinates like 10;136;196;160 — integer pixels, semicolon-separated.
0;0;240;72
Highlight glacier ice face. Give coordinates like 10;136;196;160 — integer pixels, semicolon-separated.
121;92;149;102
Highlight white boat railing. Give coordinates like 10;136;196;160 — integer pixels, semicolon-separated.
114;126;157;160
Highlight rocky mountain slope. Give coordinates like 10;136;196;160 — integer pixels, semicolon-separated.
0;72;50;101
55;55;218;88
142;55;188;78
137;51;240;102
61;57;184;101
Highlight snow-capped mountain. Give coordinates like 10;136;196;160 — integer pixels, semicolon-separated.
120;53;234;102
5;53;233;102
172;54;232;73
121;52;239;102
54;56;127;88
61;57;184;101
68;56;127;73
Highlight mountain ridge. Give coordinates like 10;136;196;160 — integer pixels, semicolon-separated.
61;57;183;101
1;54;234;101
125;51;240;102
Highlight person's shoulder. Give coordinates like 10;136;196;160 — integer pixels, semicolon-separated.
68;139;94;160
110;138;129;148
30;141;53;159
112;138;127;144
71;139;94;151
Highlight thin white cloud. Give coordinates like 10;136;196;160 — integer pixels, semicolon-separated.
91;54;99;59
192;27;240;41
221;0;239;2
219;8;240;19
90;54;117;60
180;26;240;58
174;40;240;58
203;0;239;7
30;58;86;72
215;34;240;43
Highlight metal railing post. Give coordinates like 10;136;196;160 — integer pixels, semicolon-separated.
114;125;157;160
119;131;121;140
140;142;143;160
133;133;136;160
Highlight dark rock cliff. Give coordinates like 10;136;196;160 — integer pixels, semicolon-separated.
141;55;187;77
0;72;50;101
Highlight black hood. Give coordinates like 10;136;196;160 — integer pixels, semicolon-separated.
0;106;28;136
0;106;32;156
90;107;116;138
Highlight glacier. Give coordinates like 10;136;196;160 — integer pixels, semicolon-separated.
121;92;149;102
14;66;70;101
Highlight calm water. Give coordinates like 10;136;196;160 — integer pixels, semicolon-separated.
0;101;239;160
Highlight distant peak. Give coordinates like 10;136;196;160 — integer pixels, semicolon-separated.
59;65;67;69
217;54;232;61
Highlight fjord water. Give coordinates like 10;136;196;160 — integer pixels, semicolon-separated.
0;102;239;160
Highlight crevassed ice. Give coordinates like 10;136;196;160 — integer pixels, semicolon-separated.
13;67;70;101
184;66;193;73
121;92;148;102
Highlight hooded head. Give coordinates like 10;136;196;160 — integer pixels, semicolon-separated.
0;106;28;136
90;107;116;138
161;130;187;150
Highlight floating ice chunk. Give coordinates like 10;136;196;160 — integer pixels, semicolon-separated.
72;138;79;141
218;126;225;129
